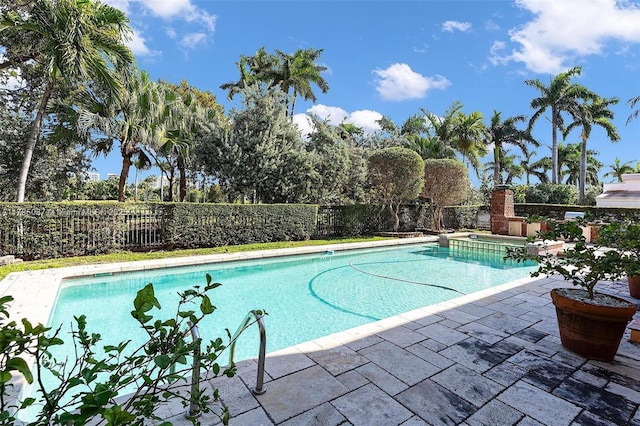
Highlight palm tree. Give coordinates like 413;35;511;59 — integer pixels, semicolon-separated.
485;111;537;184
157;81;222;201
222;47;329;118
220;47;279;101
399;114;456;160
519;150;551;184
485;151;524;185
558;142;601;187
421;101;463;150
525;66;594;185
564;95;619;204
558;143;580;185
449;110;488;175
627;96;640;124
604;158;636;182
406;137;457;160
501;154;525;185
80;70;166;201
274;48;329;117
0;0;133;202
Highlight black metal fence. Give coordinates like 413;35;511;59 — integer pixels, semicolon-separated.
0;203;317;259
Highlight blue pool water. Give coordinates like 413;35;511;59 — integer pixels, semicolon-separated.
18;243;536;420
48;243;536;363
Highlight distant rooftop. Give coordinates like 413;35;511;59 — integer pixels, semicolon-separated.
596;173;640;208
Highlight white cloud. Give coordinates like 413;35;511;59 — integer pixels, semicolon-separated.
165;27;177;39
373;63;450;101
104;0;130;14
298;105;382;136
412;43;429;54
504;0;640;74
347;110;383;134
138;0;216;31
127;29;161;57
138;0;193;18
292;114;313;138
180;32;207;49
307;105;349;124
442;20;472;32
488;41;510;66
104;0;217;55
484;19;500;31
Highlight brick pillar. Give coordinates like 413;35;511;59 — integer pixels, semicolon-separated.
491;185;515;235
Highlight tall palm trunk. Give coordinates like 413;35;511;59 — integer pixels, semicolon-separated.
178;157;187;202
551;107;559;184
289;91;297;119
16;81;54;202
493;145;502;184
579;134;587;204
119;152;133;202
165;167;176;202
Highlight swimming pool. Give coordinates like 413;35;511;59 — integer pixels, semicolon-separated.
47;242;537;364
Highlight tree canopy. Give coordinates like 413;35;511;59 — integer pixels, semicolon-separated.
422;159;470;231
1;0;134;201
368;147;425;232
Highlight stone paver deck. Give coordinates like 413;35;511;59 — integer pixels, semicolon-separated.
165;275;640;426
3;238;639;425
155;277;640;426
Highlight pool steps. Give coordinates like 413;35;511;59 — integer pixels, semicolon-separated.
439;232;565;257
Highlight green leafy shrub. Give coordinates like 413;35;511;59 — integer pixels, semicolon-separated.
0;275;261;425
505;218;625;299
368;147;425;232
583;184;603;206
443;205;482;230
524;183;577;205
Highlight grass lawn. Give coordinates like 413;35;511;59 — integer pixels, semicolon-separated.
0;236;390;282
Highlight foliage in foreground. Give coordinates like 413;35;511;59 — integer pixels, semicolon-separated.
505;219;626;299
0;275;259;425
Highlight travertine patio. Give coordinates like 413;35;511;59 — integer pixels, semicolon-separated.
162;274;640;426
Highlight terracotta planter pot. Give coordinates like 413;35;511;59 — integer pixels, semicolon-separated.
629;275;640;299
550;288;637;362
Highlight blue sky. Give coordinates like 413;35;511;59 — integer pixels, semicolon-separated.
97;0;640;186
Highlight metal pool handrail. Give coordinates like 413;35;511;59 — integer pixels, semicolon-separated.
229;310;267;395
186;310;266;420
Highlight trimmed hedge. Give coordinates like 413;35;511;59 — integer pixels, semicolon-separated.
513;204;640;222
0;202;317;259
316;204;436;236
2;201;636;259
317;203;640;236
158;203;317;248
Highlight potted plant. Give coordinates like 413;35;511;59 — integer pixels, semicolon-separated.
597;221;640;298
506;218;637;362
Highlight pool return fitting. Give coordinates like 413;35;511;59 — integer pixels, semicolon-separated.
186;310;267;419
